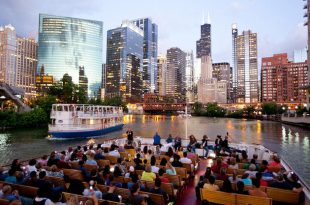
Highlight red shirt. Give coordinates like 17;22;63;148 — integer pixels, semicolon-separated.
159;176;169;183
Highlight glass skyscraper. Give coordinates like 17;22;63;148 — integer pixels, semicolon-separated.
37;14;103;96
106;21;143;102
131;18;158;93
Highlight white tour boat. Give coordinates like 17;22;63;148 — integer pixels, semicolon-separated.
48;104;124;139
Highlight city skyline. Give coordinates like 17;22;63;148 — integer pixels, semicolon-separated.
0;0;306;65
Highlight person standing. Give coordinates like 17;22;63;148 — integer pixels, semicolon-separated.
153;132;161;146
126;129;133;143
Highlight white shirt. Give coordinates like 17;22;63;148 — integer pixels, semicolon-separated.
245;170;257;178
180;157;192;164
26;165;37;173
34;197;54;205
109;150;120;158
151;165;159;173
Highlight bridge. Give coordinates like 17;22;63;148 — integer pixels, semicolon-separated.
143;102;186;113
0;83;31;112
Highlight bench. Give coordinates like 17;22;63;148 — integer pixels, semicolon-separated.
97;159;111;168
105;156;118;164
200;189;236;205
266;187;300;204
83;164;98;172
0;199;10;205
1;181;38;198
236;194;272;205
144;181;178;199
63;169;84;181
62;192;124;205
140;191;166;205
45;176;66;187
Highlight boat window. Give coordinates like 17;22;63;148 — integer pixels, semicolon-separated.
69;105;74;111
58;120;63;123
53;106;56;111
57;106;62;111
64;106;68;111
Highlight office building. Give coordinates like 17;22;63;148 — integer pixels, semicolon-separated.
37;14;103;97
36;65;54;96
185;51;195;102
166;47;186;101
78;66;88;97
0;24;17;86
196;22;211;58
131;18;158;92
157;55;167;96
262;53;308;103
232;27;258;103
212;62;232;103
106;20;143;102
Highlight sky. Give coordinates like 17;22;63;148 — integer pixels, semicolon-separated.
0;0;307;66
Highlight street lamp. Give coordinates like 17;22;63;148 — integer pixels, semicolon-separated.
0;95;6;111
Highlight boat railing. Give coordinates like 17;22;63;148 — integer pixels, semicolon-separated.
48;123;120;132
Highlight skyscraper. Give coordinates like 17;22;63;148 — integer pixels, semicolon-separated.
131;18;158;93
78;66;88;97
185;51;195;102
166;47;186;101
232;28;258;103
0;24;17;86
157;55;167;96
231;23;238;102
106;20;143;102
196;22;211;58
16;37;38;98
212;62;232;103
37;14;103;97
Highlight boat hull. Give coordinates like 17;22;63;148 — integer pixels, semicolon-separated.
48;124;124;139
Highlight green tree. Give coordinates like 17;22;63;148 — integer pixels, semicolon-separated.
193;102;203;115
262;102;277;115
244;105;255;118
35;95;57;117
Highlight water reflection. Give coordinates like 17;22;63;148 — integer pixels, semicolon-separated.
0;115;309;186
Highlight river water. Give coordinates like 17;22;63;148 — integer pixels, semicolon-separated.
0;115;309;186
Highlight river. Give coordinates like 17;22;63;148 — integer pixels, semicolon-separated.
0;115;309;186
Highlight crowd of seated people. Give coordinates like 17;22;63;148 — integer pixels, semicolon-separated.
0;133;200;205
0;132;305;205
197;140;304;201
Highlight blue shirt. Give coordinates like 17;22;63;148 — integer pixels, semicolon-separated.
5;176;17;184
153;134;161;145
241;178;252;186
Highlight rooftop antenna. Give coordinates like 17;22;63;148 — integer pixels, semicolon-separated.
202;11;205;25
207;11;211;24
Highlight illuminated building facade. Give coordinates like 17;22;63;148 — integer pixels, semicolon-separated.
166;47;186;101
37;14;103;97
106;21;143;102
36;65;54;96
262;53;308;103
78;66;88;97
157;55;167;96
131;18;158;92
233;28;258;103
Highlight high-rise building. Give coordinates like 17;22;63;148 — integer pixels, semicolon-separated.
231;23;238;102
185;51;195;102
78;66;88;97
233;27;258;103
36;65;54;97
212;62;232;103
37;14;103;97
106;20;143;102
196;23;211;58
131;18;158;92
157;55;167;96
0;24;17;86
16;37;38;99
166;47;186;101
262;53;308;103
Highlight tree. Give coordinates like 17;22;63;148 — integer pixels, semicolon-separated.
244;105;255;118
193;102;203;115
35;95;57;117
262;102;277;115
